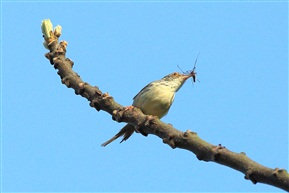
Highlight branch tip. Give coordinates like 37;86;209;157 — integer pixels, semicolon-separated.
41;19;62;50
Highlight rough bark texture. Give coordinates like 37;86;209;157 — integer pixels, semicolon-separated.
41;21;289;192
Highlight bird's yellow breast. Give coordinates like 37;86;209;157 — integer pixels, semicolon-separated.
133;83;175;118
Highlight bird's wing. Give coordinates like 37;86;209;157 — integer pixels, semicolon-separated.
132;82;153;100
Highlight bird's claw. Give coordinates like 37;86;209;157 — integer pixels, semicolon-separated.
123;105;134;111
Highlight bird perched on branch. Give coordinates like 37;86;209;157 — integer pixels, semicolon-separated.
101;72;193;146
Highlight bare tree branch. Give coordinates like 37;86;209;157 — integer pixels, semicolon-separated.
41;19;289;192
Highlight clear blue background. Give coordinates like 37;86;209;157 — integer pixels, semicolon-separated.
1;1;288;192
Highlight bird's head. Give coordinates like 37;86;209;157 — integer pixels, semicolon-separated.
160;72;191;92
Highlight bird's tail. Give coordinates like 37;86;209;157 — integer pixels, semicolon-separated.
101;124;135;147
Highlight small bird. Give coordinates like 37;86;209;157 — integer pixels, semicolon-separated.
101;72;192;146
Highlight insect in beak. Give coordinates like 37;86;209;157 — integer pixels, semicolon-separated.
191;70;197;82
177;53;200;83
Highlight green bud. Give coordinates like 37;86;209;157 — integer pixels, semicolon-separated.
41;19;53;39
54;25;62;37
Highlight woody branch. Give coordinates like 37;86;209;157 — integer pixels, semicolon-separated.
41;19;289;192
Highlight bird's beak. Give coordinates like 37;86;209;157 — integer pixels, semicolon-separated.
182;74;191;81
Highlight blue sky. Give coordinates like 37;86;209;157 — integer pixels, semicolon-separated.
1;1;288;192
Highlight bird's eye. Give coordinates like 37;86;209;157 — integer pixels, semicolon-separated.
172;72;178;76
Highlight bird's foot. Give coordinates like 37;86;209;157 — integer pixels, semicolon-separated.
135;125;148;136
112;106;135;122
133;115;156;137
146;115;158;121
123;105;134;111
134;125;141;133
